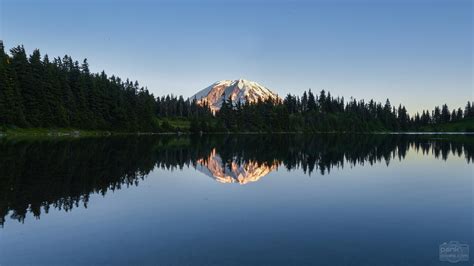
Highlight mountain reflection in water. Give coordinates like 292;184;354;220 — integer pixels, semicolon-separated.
196;148;279;184
0;134;472;226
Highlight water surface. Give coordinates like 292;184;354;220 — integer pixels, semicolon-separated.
0;134;472;265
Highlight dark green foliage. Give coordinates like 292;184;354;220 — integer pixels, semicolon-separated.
465;101;474;119
155;95;212;119
0;42;26;127
210;91;473;132
189;118;200;134
0;43;160;131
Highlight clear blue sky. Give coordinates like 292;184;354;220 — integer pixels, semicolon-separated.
1;0;472;113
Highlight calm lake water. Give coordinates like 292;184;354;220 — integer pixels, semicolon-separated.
0;134;472;266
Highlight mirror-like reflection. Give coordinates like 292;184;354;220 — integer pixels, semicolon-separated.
0;134;472;226
196;148;279;184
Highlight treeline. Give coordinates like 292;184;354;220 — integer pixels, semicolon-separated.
279;91;474;132
188;91;474;132
156;94;212;118
157;88;473;133
1;43;472;133
0;43;160;131
0;43;210;131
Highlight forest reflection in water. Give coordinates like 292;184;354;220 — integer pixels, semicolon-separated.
0;133;472;226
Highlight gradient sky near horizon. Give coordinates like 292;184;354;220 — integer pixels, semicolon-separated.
1;0;472;113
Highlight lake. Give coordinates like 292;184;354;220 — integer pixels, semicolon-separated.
0;134;472;266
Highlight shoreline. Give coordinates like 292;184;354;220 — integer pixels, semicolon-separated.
1;128;473;138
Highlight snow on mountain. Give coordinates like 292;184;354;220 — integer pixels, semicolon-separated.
190;79;280;113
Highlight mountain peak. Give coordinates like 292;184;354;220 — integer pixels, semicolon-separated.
191;79;280;113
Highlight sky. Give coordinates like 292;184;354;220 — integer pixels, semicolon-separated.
1;0;472;114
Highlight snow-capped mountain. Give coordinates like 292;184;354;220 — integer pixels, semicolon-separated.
191;79;280;113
